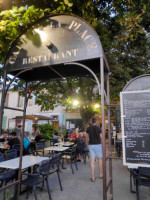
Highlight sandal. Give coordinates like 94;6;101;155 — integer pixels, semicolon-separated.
99;176;103;179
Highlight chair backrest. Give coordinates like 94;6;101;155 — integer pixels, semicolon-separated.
71;145;77;153
27;142;36;154
76;142;85;153
50;154;61;167
50;139;57;146
38;159;50;175
5;149;17;160
38;139;45;143
0;153;4;162
36;142;44;151
12;144;20;151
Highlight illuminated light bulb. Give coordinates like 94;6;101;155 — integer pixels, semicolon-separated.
94;104;100;109
73;100;79;106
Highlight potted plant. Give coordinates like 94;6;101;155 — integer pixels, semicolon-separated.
38;123;56;147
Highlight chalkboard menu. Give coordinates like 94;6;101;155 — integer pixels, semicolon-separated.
121;90;150;166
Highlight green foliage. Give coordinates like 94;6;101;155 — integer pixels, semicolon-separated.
0;0;149;128
38;123;56;140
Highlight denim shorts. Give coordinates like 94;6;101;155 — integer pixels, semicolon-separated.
89;144;102;158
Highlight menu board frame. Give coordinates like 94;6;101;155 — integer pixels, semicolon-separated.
120;90;150;167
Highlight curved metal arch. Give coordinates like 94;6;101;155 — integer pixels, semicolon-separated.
64;62;107;99
123;74;150;91
4;68;32;98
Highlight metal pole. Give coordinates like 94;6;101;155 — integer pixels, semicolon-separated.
100;57;107;200
107;72;113;199
0;71;7;135
16;81;28;200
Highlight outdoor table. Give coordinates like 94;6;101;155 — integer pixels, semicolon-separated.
44;146;69;152
0;155;49;170
54;142;74;147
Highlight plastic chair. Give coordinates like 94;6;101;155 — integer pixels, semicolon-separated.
62;145;78;174
21;159;52;200
134;167;150;200
5;149;17;160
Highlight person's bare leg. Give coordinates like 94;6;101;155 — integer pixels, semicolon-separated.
90;158;95;181
98;158;103;178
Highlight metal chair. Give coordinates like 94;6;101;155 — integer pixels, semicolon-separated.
26;142;36;155
49;154;63;191
35;142;45;156
12;144;21;157
134;167;150;200
5;149;17;160
62;145;78;174
21;159;52;200
0;154;18;199
0;153;4;162
50;139;58;146
76;142;86;164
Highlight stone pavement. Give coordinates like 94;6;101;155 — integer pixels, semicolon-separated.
18;157;150;200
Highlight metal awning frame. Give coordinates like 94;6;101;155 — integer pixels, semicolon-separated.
0;16;112;200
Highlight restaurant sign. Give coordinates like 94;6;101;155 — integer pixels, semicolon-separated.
5;14;102;73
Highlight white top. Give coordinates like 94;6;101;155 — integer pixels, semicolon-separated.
44;146;69;152
0;155;49;170
54;142;74;147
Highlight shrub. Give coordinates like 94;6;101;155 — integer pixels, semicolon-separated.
38;124;55;140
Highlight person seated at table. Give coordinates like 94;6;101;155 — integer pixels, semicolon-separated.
71;129;78;140
4;131;20;149
35;130;44;143
52;131;60;141
64;131;70;142
0;131;9;142
23;132;31;153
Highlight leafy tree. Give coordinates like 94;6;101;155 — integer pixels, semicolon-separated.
0;1;149;129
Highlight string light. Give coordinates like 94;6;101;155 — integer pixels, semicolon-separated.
17;86;56;107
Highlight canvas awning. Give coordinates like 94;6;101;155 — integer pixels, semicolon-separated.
11;114;53;121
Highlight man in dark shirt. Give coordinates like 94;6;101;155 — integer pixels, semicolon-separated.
0;132;9;142
86;118;103;182
4;131;20;149
35;130;44;143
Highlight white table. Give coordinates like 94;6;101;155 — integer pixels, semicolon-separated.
44;146;69;152
54;142;74;147
0;155;49;170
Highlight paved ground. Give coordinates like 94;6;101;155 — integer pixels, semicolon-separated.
16;156;150;200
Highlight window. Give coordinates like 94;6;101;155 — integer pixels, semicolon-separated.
18;95;24;107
